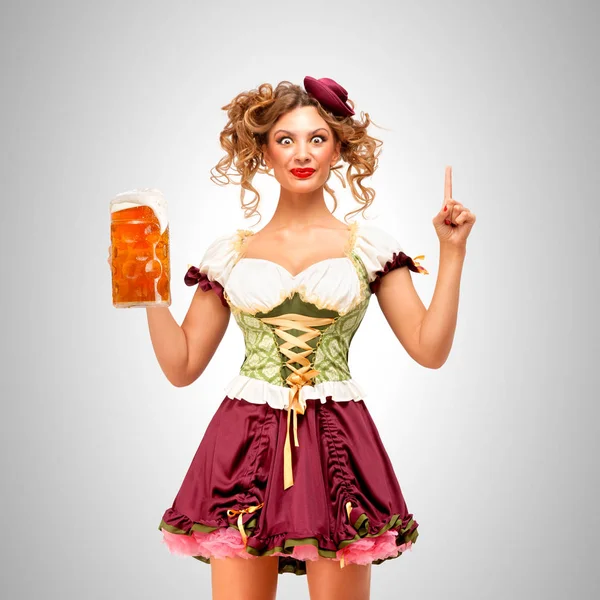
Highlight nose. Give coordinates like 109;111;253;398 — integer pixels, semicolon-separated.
293;141;312;164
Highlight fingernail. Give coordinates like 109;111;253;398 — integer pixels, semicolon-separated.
444;205;447;211
444;219;450;225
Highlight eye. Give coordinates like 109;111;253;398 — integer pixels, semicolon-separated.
276;135;327;145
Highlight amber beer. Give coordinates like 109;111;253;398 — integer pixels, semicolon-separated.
109;188;171;308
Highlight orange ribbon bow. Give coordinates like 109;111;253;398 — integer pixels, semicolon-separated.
227;502;264;547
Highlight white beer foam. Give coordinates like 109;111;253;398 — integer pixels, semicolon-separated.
110;188;168;234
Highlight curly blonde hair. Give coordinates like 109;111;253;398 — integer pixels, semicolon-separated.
209;80;384;225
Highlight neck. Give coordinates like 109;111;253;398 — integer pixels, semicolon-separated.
267;186;338;230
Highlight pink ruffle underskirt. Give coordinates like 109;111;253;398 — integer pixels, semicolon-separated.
161;527;413;565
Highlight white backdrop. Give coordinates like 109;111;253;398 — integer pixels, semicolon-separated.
1;0;598;598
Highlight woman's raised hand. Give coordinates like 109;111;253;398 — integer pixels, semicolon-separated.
432;166;476;248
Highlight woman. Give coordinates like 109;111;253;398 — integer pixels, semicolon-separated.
153;77;475;599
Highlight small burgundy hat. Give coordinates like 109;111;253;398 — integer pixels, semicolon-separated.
303;76;355;117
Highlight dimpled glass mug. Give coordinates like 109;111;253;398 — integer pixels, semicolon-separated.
109;188;171;308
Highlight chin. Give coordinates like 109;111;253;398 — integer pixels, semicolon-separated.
285;174;325;187
285;181;322;192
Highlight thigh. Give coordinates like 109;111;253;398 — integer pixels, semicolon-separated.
210;555;279;600
306;558;372;600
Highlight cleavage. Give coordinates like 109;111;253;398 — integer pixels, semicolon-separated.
240;256;350;279
241;229;352;279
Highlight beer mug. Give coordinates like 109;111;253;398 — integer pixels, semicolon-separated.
109;188;171;308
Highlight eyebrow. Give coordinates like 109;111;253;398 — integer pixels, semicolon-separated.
273;128;329;137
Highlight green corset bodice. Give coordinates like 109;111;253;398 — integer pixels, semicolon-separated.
230;250;372;387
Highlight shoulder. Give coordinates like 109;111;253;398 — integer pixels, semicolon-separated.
187;228;247;285
201;229;243;263
355;222;404;250
353;222;404;278
353;221;428;291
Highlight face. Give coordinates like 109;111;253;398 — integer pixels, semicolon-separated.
261;105;341;190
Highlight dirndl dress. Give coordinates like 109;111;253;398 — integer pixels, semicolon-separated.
158;220;428;576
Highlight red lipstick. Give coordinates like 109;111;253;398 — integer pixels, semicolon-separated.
290;168;315;179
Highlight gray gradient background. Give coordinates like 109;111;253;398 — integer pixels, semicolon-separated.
1;0;598;598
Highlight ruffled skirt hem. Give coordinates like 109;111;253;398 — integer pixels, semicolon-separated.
158;512;418;576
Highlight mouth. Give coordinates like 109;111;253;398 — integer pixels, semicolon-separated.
290;168;316;179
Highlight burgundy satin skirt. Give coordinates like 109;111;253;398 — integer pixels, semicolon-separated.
158;395;419;576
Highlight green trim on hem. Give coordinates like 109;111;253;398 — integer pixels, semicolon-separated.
158;516;260;536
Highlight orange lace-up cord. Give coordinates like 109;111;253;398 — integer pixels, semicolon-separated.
226;502;264;548
258;313;336;490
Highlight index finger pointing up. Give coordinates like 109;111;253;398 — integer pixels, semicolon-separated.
445;166;452;201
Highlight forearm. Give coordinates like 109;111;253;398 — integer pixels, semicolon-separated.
418;244;466;368
145;307;189;386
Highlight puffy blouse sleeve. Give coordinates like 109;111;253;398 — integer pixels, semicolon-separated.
183;230;240;308
354;223;429;294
